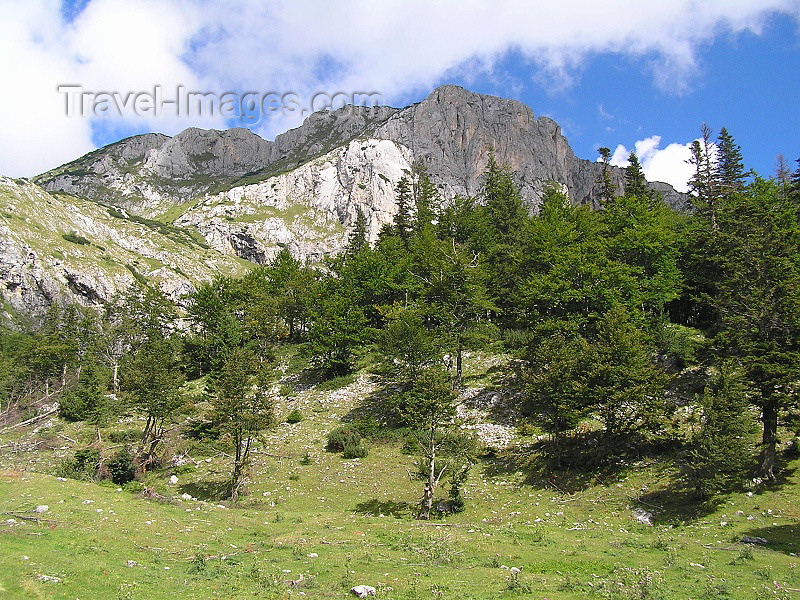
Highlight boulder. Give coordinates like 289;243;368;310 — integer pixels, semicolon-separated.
351;585;377;598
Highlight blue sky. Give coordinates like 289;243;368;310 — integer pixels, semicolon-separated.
2;0;799;192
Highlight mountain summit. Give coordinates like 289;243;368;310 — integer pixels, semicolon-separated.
1;86;682;322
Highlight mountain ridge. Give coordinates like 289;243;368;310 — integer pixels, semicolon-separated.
3;85;686;323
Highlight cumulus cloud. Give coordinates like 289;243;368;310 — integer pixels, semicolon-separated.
610;135;697;192
1;0;799;175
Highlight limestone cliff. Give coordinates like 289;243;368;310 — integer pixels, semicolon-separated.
4;86;686;317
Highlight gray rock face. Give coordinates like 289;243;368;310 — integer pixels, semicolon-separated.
8;86;688;315
0;176;245;324
36;86;684;219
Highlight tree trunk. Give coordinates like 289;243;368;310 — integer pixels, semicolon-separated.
418;447;436;520
759;397;778;480
418;428;437;520
112;364;119;394
455;334;463;389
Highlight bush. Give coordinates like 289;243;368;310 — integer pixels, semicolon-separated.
326;425;361;452
342;441;368;459
58;390;90;422
286;409;303;424
351;415;380;438
787;436;800;459
315;373;357;392
108;429;141;444
62;231;90;245
54;448;99;480
106;449;136;485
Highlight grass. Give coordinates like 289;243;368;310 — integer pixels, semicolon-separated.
1;355;798;598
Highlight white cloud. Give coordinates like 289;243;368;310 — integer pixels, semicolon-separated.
1;0;799;176
610;135;696;192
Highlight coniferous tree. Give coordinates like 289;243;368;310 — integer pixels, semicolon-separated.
713;176;800;479
120;336;185;469
480;153;529;327
716;127;746;198
394;176;413;246
790;158;800;203
597;146;616;204
585;306;670;439
411;162;439;234
775;154;792;200
393;367;458;519
211;347;275;500
684;361;756;500
347;207;369;256
624;151;648;199
525;333;590;466
687;124;720;230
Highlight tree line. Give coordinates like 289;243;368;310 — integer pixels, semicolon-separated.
2;128;799;510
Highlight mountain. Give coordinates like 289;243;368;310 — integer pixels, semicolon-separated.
2;86;684;323
0;177;247;324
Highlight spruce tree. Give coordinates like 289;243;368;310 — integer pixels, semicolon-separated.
687;124;720;230
394;176;413;245
716;127;746;198
624;151;648;199
684;361;756;500
597;146;616;204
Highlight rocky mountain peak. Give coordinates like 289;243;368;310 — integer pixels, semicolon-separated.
4;86;689;320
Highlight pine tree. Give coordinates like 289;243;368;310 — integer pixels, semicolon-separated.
684;361;756;500
687;124;720;230
211;347;275;500
347;207;369;255
393;367;458;519
482;153;527;243
624;151;648;199
480;153;528;327
525;333;590;467
597;146;616;204
411;162;439;233
394;176;413;245
713;177;800;479
120;336;185;469
790;158;800;203
716;127;746;198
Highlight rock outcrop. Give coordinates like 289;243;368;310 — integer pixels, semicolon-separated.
36;86;684;219
3;85;687;316
0;177;246;323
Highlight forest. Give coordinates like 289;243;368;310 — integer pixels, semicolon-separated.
2;126;799;516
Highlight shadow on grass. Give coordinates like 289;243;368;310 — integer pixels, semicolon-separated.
638;463;798;525
742;524;800;555
482;431;670;494
354;498;415;519
342;381;404;427
178;480;229;501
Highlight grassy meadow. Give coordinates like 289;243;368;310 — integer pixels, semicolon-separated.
1;353;798;599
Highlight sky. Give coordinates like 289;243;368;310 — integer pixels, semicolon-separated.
1;0;799;193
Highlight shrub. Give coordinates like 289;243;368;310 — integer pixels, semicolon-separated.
58;390;90;421
108;429;141;444
351;415;380;438
342;441;368;459
106;449;136;485
62;231;90;245
55;448;100;481
787;436;800;459
326;425;361;452
315;373;357;392
286;409;303;424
